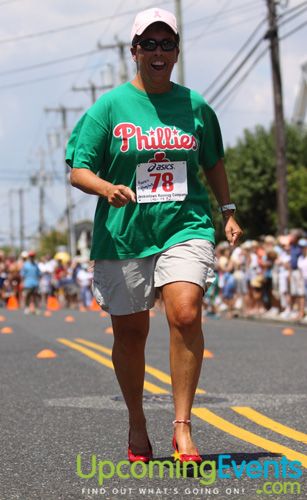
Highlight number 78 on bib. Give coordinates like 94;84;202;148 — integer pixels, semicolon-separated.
136;161;188;203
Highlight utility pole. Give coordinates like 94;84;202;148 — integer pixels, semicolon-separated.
8;189;15;253
97;41;130;84
117;40;129;83
18;188;25;251
45;105;83;257
175;0;184;85
31;148;48;239
72;80;113;104
265;0;288;234
38;149;46;238
292;61;307;128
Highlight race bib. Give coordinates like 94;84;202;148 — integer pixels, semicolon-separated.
136;161;188;203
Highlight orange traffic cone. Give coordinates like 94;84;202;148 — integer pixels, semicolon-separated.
65;315;75;323
36;349;57;359
90;297;101;311
104;326;113;335
6;295;19;310
282;328;295;336
203;349;214;358
46;295;60;311
1;326;13;334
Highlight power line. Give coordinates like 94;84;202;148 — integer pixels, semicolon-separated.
0;63;103;91
212;16;307;111
183;0;202;10
80;0;130;86
201;0;230;32
278;2;307;27
186;4;264;41
278;0;307;20
214;7;306;233
2;17;267;80
0;3;266;80
280;18;307;39
1;5;305;95
72;80;113;104
0;0;22;6
185;0;262;26
206;34;266;104
1;12;269;81
0;1;170;45
202;17;266;97
0;11;131;45
202;4;307;103
214;47;268;110
0;0;260;48
186;12;267;47
0;49;101;77
45;105;83;257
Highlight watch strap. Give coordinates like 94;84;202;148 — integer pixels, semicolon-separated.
218;203;236;213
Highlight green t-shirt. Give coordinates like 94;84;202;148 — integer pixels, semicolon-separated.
66;82;224;260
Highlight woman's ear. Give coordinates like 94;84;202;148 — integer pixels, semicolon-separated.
130;47;137;62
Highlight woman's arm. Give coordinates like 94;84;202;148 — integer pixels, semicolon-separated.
70;167;136;208
204;159;232;206
204;159;243;246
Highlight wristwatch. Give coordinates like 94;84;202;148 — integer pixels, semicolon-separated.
218;203;236;213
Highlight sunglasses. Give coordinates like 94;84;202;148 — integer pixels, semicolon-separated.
134;38;178;52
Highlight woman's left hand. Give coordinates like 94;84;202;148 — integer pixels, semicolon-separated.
224;215;243;247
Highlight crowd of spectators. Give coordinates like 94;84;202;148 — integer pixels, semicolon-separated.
0;250;93;314
206;230;307;323
0;229;306;323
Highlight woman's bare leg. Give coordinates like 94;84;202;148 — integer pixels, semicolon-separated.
111;310;151;454
162;282;204;455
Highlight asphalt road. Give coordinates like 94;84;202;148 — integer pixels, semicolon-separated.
0;308;306;500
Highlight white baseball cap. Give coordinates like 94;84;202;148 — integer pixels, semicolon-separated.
131;7;178;41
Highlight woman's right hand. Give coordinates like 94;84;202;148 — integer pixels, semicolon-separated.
70;168;136;207
106;184;136;208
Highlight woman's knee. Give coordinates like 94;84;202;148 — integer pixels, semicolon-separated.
170;303;201;331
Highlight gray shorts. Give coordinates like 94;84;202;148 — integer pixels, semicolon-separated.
92;239;216;316
290;269;305;297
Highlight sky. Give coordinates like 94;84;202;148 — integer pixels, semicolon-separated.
0;0;306;249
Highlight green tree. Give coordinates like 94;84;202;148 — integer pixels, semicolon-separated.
212;123;307;240
38;230;67;256
0;245;15;256
287;163;307;229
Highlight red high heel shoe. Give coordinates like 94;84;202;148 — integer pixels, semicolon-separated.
128;430;153;463
172;419;202;463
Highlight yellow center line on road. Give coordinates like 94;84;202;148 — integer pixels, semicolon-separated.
57;338;169;395
74;338;205;394
192;408;307;468
231;406;307;444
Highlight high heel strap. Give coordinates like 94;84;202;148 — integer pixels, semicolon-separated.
172;419;191;425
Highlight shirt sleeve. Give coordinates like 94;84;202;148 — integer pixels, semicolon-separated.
199;102;224;170
65;111;109;174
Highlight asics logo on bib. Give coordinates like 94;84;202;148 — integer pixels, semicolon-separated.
113;123;198;153
148;164;174;172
